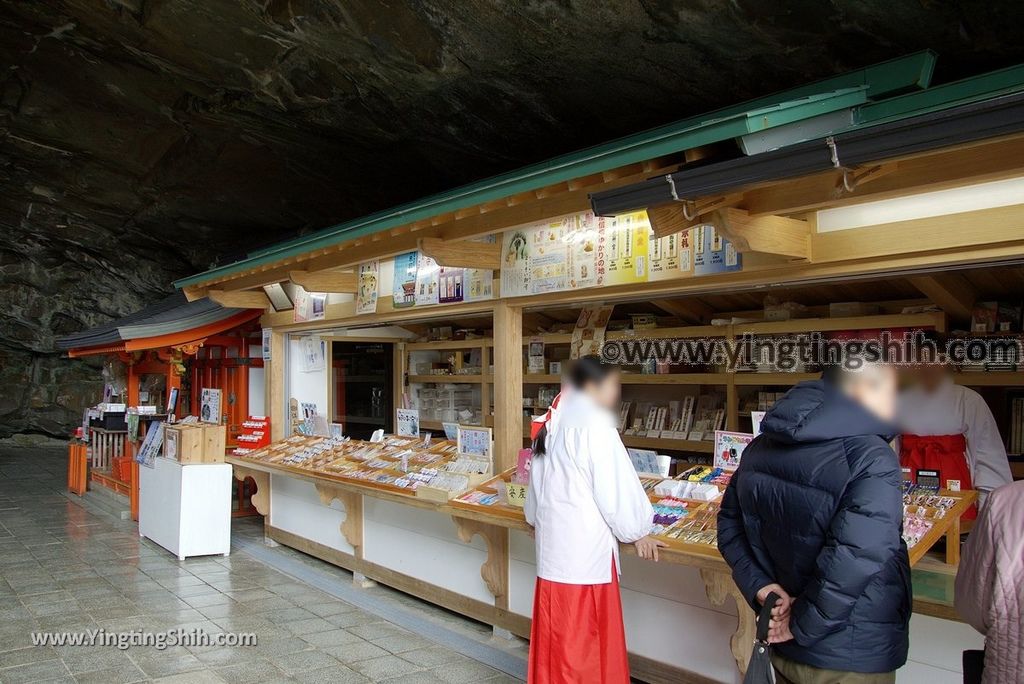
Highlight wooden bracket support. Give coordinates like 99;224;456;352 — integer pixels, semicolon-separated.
182;285;207;302
289;270;358;294
417;237;501;270
452;516;508;603
711;207;810;259
700;568;756;675
232;466;269;516
315;483;364;553
647;193;742;238
907;273;977;323
208;289;271;310
651;298;714;325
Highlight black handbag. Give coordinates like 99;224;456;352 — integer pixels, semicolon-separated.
962;649;984;684
743;592;780;684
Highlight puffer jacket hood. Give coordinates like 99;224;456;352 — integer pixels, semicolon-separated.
760;380;896;444
717;378;910;674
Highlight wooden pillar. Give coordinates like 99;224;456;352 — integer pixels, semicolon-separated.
493;301;523;471
269;331;286;441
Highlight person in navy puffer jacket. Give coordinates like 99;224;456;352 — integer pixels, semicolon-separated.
719;365;910;683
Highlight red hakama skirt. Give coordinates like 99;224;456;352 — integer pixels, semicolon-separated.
527;561;630;683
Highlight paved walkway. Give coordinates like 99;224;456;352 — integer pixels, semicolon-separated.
0;443;525;684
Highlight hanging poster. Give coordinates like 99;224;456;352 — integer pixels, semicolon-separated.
438;266;465;303
464;267;494;301
300;336;325;373
293;288;326;322
392;252;418;308
693;225;742;275
356;260;380;315
714;430;755;469
604;211;650;285
415;254;440;306
396;408;420;437
649;229;694;280
501;229;531;297
566;212;603;290
463;236;496;302
528;218;570;294
200;388;222;424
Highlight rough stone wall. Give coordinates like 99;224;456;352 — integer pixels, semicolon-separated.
1;1;1023;437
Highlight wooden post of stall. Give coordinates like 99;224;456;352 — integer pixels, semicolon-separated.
493;301;523;471
269;330;286;442
126;354;141;521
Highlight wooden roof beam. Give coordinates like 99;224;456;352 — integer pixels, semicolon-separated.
208;289;271;310
289;270;358;293
712;208;810;259
906;273;977;322
743;133;1024;216
417;237;501;270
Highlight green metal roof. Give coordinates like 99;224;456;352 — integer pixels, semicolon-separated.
178;51;942;288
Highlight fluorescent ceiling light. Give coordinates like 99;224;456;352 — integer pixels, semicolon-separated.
816;176;1024;232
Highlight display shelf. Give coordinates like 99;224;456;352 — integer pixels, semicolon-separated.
954;371;1024;386
620;373;729;385
523;374;560;384
904;488;977;566
621;435;715;453
406;339;493;350
407;374;489;384
734;312;945;335
732;372;820;385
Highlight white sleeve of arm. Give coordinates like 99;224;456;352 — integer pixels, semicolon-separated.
587;427;654;544
964;393;1013;494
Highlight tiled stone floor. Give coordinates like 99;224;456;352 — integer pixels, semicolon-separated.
0;443;525;683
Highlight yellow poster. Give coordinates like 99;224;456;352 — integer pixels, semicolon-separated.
603;211;649;285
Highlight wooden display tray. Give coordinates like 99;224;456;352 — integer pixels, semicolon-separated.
905;488;977;566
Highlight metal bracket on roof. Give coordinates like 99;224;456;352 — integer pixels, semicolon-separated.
666;174;682;201
825;136;841;168
666;174;699;220
826;135;858;194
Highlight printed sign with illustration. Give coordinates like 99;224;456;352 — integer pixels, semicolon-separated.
714;430;755;469
355;260;380;315
392;252;418;308
415;254;440;306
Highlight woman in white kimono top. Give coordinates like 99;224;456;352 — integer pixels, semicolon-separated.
899;352;1012;518
524;356;662;684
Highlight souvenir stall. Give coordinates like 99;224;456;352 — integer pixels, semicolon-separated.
172;51;1024;683
57;293;265;519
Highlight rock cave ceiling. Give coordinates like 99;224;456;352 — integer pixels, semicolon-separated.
2;0;1024;436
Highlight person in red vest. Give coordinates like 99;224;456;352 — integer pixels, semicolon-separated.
898;332;1012;517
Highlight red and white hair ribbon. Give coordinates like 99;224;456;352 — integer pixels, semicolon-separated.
530;392;563;441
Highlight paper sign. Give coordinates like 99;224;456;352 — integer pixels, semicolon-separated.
200;388;222;424
751;410;766;436
396;409;420;437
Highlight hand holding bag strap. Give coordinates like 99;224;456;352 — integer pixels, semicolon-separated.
756;592;781;643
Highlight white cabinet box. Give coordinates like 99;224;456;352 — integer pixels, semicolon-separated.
139;457;232;560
